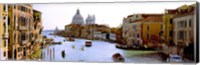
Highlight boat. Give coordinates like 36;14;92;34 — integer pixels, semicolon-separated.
85;41;92;47
112;53;125;62
72;45;75;49
81;46;84;51
61;50;65;58
66;37;75;41
52;42;62;45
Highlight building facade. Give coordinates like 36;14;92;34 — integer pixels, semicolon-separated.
122;14;164;49
172;4;195;56
7;4;34;60
141;14;164;49
0;4;8;60
31;9;43;59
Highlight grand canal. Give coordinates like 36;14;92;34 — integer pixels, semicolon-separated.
41;31;163;63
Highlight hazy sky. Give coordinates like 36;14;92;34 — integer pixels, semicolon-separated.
33;2;194;30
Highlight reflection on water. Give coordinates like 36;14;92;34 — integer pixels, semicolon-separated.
42;31;162;63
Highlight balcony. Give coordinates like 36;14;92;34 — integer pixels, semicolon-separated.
3;33;9;39
18;26;28;30
22;40;28;45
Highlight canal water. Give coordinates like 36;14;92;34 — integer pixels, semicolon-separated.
42;31;163;63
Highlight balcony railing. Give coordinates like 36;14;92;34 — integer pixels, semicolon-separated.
18;26;28;30
22;40;28;45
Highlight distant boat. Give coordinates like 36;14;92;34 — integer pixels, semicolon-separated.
52;42;62;45
61;50;65;58
72;45;75;49
81;46;84;51
85;41;92;47
66;37;75;41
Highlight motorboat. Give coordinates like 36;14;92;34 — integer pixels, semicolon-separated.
52;42;62;45
85;41;92;47
112;53;125;62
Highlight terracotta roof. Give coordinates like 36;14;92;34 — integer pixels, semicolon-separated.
141;14;163;18
165;4;195;14
142;15;163;22
165;9;177;14
131;14;163;22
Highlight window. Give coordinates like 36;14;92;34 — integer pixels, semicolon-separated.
18;47;22;52
23;47;26;56
4;51;6;57
19;5;28;12
147;25;149;31
178;31;184;40
3;4;6;11
137;34;140;38
19;16;27;26
178;21;186;28
21;33;26;41
14;15;16;29
159;31;164;36
34;24;37;30
189;19;192;27
8;38;10;45
169;40;175;46
147;33;149;39
29;33;33;41
4;40;6;47
18;33;21;42
133;26;136;30
8;16;10;26
170;19;173;24
169;30;173;37
3;23;6;33
137;40;140;44
184;20;187;27
14;33;16;43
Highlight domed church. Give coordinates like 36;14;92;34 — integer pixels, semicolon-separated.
72;9;84;25
86;14;95;25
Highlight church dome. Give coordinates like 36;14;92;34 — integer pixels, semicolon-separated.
72;9;84;25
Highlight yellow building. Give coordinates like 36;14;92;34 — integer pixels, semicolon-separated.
164;9;176;46
141;14;164;49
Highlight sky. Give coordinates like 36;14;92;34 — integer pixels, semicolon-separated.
33;2;195;30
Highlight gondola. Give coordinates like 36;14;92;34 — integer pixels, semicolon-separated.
61;50;65;58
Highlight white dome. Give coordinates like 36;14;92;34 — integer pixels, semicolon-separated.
72;9;84;25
